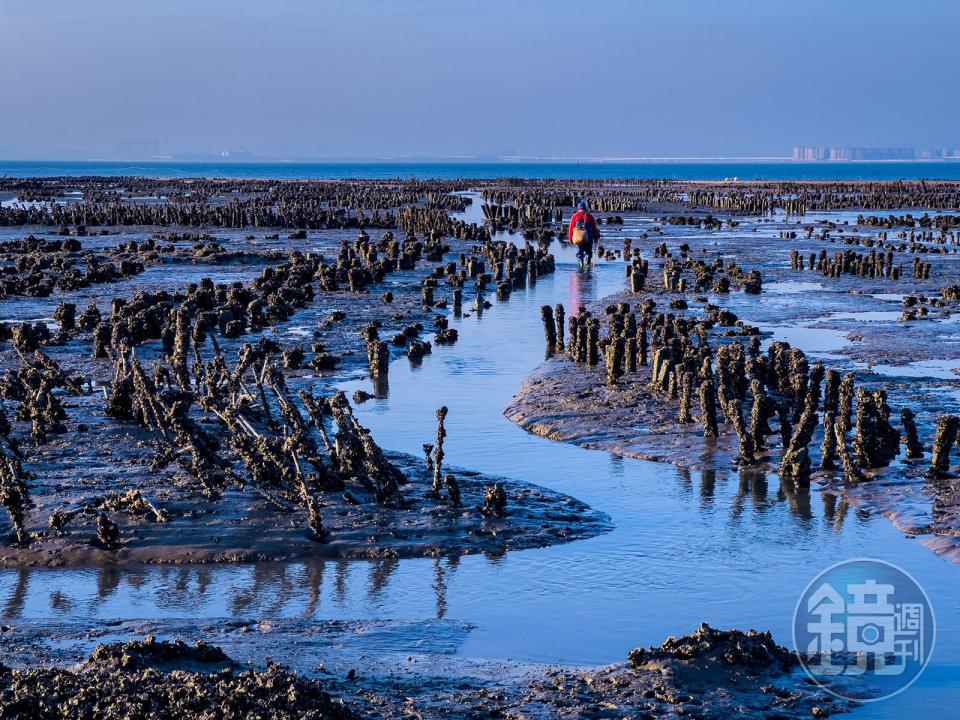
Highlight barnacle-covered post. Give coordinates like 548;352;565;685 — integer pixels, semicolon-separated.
605;338;624;385
926;414;959;478
444;474;462;508
820;411;838;470
452;288;463;315
555;303;566;348
724;399;755;464
678;371;694;423
541;305;557;354
838;373;855;432
823;369;840;414
638;322;648;366
431;406;448;496
587;318;600;366
749;379;771;452
363;323;390;380
96;512;120;548
698;379;719;438
0;452;31;546
901;407;924;459
626;336;638;373
835;421;865;483
306;495;328;542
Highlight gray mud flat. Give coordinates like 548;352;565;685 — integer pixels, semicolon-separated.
506;353;742;471
0;623;860;719
0;635;355;720
0;201;613;566
506;196;960;565
505;319;960;562
348;626;861;719
0;449;610;566
507;624;860;720
10;177;960;718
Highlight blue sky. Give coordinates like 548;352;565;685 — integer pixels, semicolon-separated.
1;0;956;159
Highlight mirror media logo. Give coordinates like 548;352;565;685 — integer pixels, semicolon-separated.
793;558;935;702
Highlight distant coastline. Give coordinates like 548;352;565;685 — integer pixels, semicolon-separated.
3;159;960;182
7;156;960;165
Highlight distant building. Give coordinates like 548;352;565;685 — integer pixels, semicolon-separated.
792;146;916;161
792;146;826;161
918;148;960;159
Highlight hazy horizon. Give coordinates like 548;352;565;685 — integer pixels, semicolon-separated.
2;0;958;161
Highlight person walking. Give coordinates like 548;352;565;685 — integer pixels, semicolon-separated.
568;200;600;267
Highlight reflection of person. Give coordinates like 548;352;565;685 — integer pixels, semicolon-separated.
568;263;591;312
568;200;600;267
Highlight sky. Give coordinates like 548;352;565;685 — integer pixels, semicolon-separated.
1;0;957;160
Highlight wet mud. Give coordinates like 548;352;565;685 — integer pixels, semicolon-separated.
0;179;612;568
7;177;960;717
0;623;859;719
0;446;609;566
506;189;960;563
0;636;354;719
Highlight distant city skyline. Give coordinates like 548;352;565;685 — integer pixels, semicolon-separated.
792;147;960;162
2;1;958;161
5;147;956;163
5;137;960;163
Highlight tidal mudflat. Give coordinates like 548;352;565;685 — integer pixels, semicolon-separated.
2;177;960;717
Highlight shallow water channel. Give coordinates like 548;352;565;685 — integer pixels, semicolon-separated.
1;199;958;717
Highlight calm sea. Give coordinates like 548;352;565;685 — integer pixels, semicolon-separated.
2;160;960;181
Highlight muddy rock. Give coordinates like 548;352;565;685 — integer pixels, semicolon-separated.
0;638;354;720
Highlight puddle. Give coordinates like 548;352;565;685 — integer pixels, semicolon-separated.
761;324;851;354
828;310;904;322
871;358;960;380
765;281;825;294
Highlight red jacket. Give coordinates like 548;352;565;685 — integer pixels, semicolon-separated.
568;210;600;243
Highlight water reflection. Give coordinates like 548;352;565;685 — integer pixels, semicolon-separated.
0;464;861;624
3;569;27;618
567;266;595;313
304;559;324;617
732;470;767;517
432;556;457;621
781;474;813;522
369;559;398;600
0;555;471;624
699;468;716;502
371;376;390;399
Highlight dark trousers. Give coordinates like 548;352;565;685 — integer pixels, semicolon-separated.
576;240;593;263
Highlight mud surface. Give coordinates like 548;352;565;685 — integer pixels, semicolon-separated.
506;201;960;562
7;177;960;718
0;449;609;566
0;636;354;719
506;310;744;470
0;180;611;566
0;623;858;719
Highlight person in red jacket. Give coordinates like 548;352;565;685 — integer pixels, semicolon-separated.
568;200;600;266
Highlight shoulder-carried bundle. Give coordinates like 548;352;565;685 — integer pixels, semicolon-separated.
572;215;590;245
